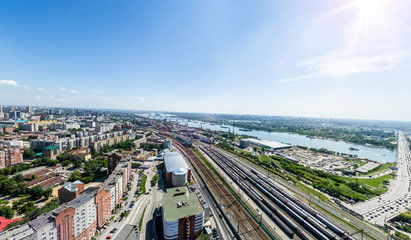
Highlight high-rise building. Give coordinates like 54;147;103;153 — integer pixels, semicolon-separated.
0;105;4;119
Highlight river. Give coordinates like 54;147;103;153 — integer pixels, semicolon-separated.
146;114;397;163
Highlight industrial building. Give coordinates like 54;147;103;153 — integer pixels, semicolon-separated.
241;138;292;151
162;187;204;240
164;152;191;187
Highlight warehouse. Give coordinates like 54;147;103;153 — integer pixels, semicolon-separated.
164;151;191;187
244;138;292;151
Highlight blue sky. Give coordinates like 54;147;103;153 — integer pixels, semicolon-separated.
1;0;411;121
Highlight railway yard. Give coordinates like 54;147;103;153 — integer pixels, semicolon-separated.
171;138;273;240
170;135;382;240
199;144;358;240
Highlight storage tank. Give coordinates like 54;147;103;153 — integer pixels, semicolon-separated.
172;168;188;187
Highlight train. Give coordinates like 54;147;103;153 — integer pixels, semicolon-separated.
200;146;357;240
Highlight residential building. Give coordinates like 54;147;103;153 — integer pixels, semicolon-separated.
0;146;23;169
43;145;60;160
68;193;97;240
58;180;85;204
66;147;92;161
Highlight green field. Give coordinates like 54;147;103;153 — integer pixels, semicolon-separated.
265;155;393;202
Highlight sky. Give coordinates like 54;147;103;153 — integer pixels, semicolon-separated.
1;0;411;121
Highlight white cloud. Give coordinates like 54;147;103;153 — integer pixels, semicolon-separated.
135;96;146;105
0;80;19;87
59;87;67;91
37;88;45;91
69;89;77;93
279;49;411;82
24;86;30;90
90;88;103;93
279;74;319;82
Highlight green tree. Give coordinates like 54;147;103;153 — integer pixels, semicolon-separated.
13;173;24;183
61;160;71;167
30;186;44;200
72;159;83;168
23;148;36;160
0;206;14;219
69;170;82;182
43;188;53;198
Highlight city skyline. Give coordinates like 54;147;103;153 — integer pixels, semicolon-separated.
1;0;411;121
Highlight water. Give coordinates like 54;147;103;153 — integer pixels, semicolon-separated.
148;114;397;163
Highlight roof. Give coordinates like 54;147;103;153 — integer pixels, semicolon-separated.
116;224;140;240
0;216;22;232
45;145;59;150
67;192;93;208
355;162;380;173
164;152;189;173
163;186;204;222
172;168;188;175
245;138;292;150
60;180;83;192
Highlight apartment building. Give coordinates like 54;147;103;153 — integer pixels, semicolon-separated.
0;146;23;169
1;154;131;240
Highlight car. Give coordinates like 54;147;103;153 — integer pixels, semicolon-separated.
106;236;112;239
119;217;124;222
129;204;134;208
110;227;118;233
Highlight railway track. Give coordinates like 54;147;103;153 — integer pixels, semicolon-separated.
200;145;357;240
172;139;273;240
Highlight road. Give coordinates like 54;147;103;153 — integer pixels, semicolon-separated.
349;131;411;226
98;163;161;240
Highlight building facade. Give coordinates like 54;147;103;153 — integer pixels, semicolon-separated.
0;146;23;169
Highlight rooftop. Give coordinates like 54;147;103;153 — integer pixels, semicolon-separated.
245;138;292;150
60;180;83;192
355;162;380;173
163;186;204;222
164;151;189;173
45;145;59;150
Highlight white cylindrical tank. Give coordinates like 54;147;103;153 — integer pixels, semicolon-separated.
172;168;188;187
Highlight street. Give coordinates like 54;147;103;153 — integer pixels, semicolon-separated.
348;131;411;225
98;160;162;240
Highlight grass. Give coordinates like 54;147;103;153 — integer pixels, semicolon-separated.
269;155;390;201
395;231;410;240
138;206;147;230
137;174;147;198
199;232;212;240
343;174;393;188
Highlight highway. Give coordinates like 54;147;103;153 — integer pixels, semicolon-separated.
350;131;411;226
